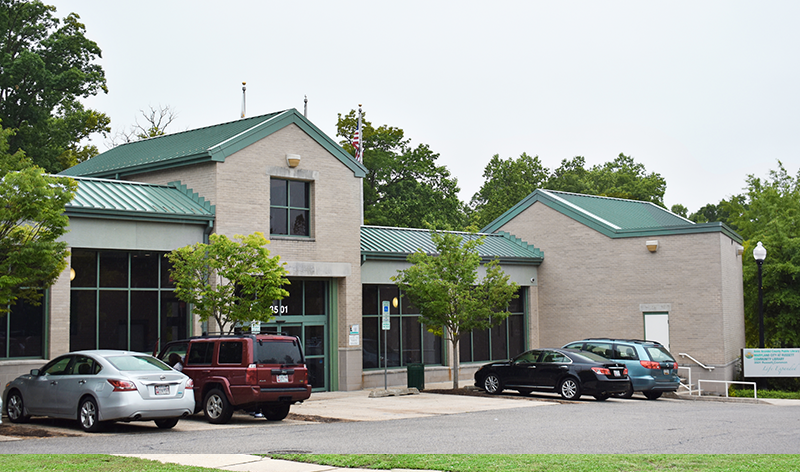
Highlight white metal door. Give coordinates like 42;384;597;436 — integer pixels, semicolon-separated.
644;313;670;351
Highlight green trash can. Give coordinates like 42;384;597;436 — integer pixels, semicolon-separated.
407;363;425;390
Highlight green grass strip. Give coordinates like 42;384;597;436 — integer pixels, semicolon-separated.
270;454;800;472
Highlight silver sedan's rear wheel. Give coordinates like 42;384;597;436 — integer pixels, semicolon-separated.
482;373;503;394
6;390;29;423
559;377;581;400
78;397;104;432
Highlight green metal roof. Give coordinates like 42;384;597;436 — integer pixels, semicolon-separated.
482;189;742;242
361;226;543;264
65;177;215;224
60;109;367;179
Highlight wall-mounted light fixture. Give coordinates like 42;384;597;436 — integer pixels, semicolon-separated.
70;268;76;281
286;154;301;168
736;245;744;256
646;240;659;252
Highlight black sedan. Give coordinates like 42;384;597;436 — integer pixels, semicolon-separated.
474;348;630;400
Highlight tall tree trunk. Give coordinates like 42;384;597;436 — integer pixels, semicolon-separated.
451;334;460;390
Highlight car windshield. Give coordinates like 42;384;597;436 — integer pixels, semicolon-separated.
107;355;172;372
568;351;609;363
256;340;304;365
645;345;676;362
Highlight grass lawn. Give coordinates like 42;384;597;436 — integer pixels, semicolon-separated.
2;454;799;472
271;454;800;472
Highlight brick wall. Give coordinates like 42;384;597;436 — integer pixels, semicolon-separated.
498;203;744;371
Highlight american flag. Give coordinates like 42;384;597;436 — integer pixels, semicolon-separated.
352;124;361;162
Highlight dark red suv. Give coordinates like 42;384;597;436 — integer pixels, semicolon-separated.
158;334;311;423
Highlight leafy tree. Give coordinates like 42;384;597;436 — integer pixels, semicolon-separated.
471;153;667;230
727;162;800;348
392;231;519;389
337;110;466;229
109;105;178;146
0;0;110;172
671;204;688;218
0;125;76;314
549;153;667;206
547;156;590;194
469;153;549;229
688;201;738;230
166;232;290;335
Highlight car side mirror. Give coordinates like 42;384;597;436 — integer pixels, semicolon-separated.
30;369;40;376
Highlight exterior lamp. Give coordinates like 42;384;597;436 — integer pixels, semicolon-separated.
753;241;767;348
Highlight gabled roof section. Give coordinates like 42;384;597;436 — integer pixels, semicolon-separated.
482;189;742;242
65;176;215;224
60;109;367;179
361;226;544;265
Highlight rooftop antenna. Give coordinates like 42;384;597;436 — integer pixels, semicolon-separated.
304;95;308;117
241;82;246;118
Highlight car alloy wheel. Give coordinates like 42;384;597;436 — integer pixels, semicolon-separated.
204;388;234;424
483;374;503;394
79;397;103;432
6;391;29;423
559;377;581;400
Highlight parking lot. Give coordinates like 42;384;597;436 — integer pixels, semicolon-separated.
3;382;800;455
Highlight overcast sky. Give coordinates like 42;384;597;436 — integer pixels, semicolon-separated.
50;1;800;213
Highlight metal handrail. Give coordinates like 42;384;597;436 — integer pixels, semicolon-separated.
697;379;757;399
677;366;693;393
679;352;715;371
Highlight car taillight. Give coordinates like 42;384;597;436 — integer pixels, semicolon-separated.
107;379;137;392
672;362;678;370
591;367;612;376
623;368;628;375
185;379;194;389
640;360;661;369
246;364;258;385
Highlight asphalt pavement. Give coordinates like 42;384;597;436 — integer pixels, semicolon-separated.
2;381;795;467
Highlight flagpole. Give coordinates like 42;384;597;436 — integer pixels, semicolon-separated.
358;104;364;225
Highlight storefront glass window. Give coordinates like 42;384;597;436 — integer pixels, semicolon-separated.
361;284;444;369
70;249;184;352
0;294;45;358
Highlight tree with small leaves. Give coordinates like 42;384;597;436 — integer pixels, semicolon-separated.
392;231;518;389
166;232;290;335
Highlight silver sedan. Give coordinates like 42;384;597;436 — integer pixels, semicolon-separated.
3;350;195;432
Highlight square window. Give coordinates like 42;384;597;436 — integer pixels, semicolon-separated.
270;178;310;237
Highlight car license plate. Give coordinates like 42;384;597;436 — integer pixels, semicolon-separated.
663;369;670;375
155;385;169;395
277;374;289;383
613;370;620;377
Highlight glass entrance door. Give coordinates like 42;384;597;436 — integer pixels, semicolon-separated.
276;323;326;391
265;278;329;392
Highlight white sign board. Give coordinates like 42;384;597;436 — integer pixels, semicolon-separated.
349;324;360;346
743;348;800;377
250;320;261;334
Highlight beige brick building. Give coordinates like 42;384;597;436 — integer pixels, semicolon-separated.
482;189;745;382
0;110;745;395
